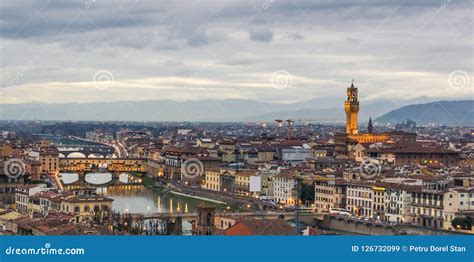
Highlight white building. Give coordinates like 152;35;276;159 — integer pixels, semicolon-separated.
443;188;474;230
197;138;215;149
14;184;48;214
314;176;346;212
384;186;414;223
273;172;296;206
346;182;374;217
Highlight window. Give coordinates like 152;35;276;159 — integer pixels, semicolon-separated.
206;212;212;226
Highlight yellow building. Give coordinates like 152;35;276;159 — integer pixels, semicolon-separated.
205;169;220;191
205;168;255;196
40;149;59;174
37;139;53;149
234;171;252;196
0;208;22;235
60;194;113;223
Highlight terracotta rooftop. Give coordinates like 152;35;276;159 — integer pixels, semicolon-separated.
366;144;458;154
182;155;221;161
224;219;294;236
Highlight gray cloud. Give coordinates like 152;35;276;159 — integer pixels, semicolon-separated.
0;0;472;104
286;33;304;40
249;28;274;42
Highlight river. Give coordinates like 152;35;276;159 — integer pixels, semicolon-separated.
96;185;199;214
98;185;215;235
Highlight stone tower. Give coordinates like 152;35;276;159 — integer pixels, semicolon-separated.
194;203;216;235
345;80;359;135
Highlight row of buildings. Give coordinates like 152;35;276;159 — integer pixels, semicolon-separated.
1;185;113;235
313;171;473;231
0;81;472;235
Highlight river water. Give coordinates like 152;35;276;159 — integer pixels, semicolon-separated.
60;172;210;214
98;185;208;235
96;185;199;214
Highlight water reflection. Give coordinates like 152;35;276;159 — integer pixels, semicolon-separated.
85;172;113;185
60;172;79;184
97;185;196;214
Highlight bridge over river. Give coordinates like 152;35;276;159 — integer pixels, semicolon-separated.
122;211;326;222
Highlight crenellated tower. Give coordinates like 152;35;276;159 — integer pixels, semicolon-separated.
344;80;359;135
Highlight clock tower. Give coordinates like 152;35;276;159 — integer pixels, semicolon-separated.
345;80;359;135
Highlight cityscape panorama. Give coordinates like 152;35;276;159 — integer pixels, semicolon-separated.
0;0;472;244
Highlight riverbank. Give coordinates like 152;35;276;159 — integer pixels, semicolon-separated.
146;185;232;211
143;176;276;212
169;191;226;205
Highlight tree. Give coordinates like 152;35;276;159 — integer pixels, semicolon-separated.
451;216;472;230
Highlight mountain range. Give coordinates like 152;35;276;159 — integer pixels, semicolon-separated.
375;100;473;126
0;97;471;126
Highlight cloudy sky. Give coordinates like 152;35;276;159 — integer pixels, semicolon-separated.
0;0;472;104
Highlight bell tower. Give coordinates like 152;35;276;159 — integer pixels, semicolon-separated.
344;80;359;135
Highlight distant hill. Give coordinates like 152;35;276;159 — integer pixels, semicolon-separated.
0;99;294;122
0;97;460;124
375;100;474;126
246;100;401;123
0;98;393;122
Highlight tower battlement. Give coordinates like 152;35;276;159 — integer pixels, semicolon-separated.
345;80;359;135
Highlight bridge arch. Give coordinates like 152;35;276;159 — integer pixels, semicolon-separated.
88;153;105;158
67;152;86;158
